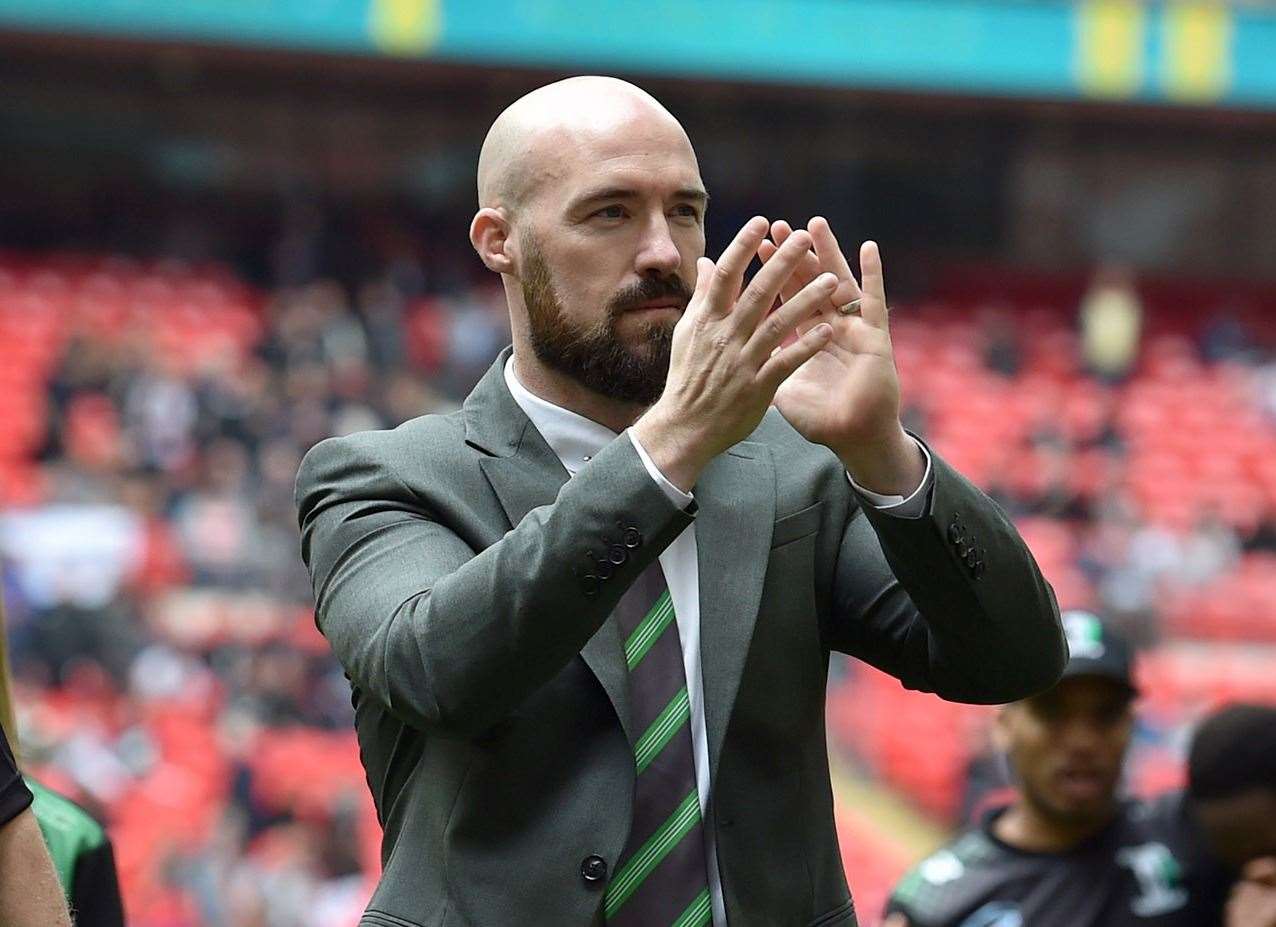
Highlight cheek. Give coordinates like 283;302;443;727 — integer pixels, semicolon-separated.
679;228;705;268
1010;728;1056;777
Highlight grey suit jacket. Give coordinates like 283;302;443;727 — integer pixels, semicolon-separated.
296;346;1065;927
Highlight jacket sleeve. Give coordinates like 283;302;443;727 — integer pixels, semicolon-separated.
824;445;1065;704
296;430;693;738
69;838;125;927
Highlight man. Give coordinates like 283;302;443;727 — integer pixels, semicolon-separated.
296;75;1064;927
0;725;73;926
885;611;1232;926
1189;704;1276;927
0;606;72;927
0;595;125;927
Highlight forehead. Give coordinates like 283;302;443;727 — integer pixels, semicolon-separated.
1022;676;1134;715
539;113;703;202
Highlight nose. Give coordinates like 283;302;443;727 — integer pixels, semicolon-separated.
634;214;682;278
1058;718;1103;754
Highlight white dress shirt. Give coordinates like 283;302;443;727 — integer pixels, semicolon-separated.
504;355;932;925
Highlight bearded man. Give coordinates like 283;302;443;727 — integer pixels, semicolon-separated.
296;75;1065;927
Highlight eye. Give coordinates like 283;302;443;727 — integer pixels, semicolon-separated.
592;204;626;220
1094;703;1129;727
672;204;701;221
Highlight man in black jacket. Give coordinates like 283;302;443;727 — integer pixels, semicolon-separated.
885;612;1232;927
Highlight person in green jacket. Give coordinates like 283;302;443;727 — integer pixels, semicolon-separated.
0;595;125;927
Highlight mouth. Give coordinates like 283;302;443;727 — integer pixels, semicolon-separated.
1054;768;1110;802
627;300;685;313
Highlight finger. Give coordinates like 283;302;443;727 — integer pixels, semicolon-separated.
758;237;820;305
704;216;769;316
757;321;832;391
746;271;839;364
858;240;889;331
809;216;862;305
882;915;912;927
734;229;814;331
771;219;794;246
686;256;714;314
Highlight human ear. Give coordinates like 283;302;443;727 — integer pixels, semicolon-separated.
470;207;516;274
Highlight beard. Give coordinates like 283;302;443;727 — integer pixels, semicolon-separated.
520;237;689;407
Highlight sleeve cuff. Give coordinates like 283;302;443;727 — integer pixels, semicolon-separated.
846;437;933;518
627;430;696;510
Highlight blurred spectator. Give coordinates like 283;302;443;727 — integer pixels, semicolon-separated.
0;216;1273;925
1079;265;1143;382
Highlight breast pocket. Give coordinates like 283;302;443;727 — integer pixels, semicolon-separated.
771;501;823;549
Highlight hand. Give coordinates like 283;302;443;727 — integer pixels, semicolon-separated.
632;216;842;491
883;914;912;927
1245;858;1276;887
758;217;923;496
1227;877;1276;927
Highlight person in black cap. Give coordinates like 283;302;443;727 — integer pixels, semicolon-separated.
1188;703;1276;927
884;610;1233;926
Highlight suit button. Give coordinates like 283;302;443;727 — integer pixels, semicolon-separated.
581;855;608;885
948;523;965;544
972;559;986;579
622;526;643;549
580;575;600;597
607;544;628;566
595;559;615;580
965;549;979;569
954;538;968;558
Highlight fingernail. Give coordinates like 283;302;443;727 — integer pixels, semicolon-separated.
814;323;832;338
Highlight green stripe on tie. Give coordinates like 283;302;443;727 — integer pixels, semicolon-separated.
671;888;713;927
603;790;702;919
634;687;691;775
623;590;675;670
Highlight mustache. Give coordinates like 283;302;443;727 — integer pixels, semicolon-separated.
608;274;693;315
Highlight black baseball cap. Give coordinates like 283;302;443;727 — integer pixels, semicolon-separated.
1059;609;1139;697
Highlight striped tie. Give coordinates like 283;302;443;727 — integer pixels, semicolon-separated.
604;561;712;927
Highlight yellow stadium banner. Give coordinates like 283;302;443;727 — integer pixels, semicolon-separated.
368;0;442;56
1162;1;1232;103
1076;0;1145;98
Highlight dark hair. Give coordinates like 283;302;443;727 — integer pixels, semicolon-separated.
1187;703;1276;802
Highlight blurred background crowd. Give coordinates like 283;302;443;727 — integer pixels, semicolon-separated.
2;1;1276;925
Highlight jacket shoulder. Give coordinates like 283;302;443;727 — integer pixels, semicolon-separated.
295;410;467;505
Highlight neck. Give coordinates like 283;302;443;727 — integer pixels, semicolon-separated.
512;350;648;434
993;799;1117;853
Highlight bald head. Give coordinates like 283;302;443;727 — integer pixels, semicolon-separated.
469;75;707;404
476;76;693;212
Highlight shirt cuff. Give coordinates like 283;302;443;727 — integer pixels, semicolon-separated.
846;437;933;518
627;430;696;510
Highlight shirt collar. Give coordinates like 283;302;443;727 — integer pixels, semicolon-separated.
504;355;618;474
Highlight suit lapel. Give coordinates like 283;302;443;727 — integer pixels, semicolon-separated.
694;442;775;784
467;349;634;745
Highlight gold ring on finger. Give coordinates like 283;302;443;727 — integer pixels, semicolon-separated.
836;298;862;317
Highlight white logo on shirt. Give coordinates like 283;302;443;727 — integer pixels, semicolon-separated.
1117;842;1189;917
920;850;965;885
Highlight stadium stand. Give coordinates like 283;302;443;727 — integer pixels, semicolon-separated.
2;246;1275;925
